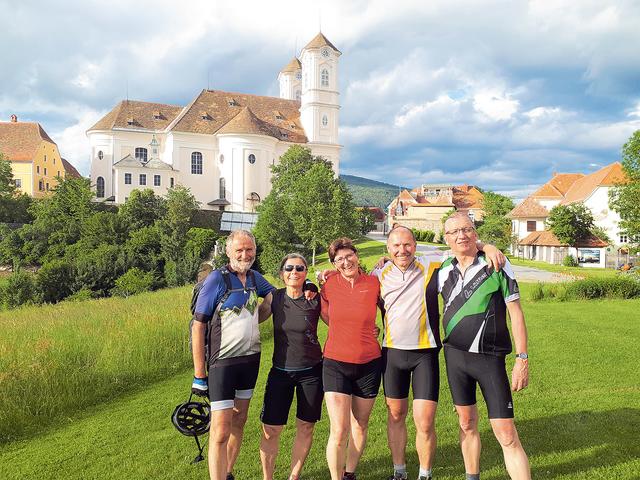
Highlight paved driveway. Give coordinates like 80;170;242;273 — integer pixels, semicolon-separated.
366;232;573;283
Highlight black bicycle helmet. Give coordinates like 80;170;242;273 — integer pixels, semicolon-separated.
172;400;211;437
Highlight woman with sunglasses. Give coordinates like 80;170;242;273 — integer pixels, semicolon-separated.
258;253;324;480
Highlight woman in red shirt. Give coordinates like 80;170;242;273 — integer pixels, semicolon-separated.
321;237;382;480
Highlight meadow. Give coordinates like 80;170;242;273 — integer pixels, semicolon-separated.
0;241;639;479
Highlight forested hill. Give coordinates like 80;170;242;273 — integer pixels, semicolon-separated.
340;174;406;209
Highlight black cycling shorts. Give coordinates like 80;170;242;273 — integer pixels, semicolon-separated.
322;357;382;399
444;347;514;419
261;363;324;425
382;347;440;401
208;353;260;411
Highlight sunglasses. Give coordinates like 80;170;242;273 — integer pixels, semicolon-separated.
283;264;306;272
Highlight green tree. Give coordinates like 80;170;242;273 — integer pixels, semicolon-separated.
0;152;33;223
609;130;640;246
118;189;167;231
158;185;200;286
357;208;376;235
546;203;595;257
254;146;360;272
476;191;515;252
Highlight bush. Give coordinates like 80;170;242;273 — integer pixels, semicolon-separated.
185;227;218;260
562;254;579;267
410;228;436;243
65;288;94;302
36;259;73;303
68;243;128;296
1;270;38;309
111;268;155;297
530;282;545;301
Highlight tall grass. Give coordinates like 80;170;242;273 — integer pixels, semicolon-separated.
0;286;193;443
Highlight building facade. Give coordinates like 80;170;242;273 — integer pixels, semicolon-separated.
87;33;341;211
0;115;80;197
387;184;484;235
509;163;628;267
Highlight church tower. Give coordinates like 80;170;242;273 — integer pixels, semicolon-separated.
299;33;340;145
278;58;302;101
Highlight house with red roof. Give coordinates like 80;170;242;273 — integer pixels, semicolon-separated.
509;163;628;267
0;115;81;198
387;184;484;236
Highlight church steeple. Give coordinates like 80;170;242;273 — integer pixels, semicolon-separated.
299;32;340;145
278;58;302;101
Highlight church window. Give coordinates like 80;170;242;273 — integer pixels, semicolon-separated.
154;175;161;187
98;150;104;160
124;173;132;185
220;177;226;199
139;174;147;186
296;90;301;101
219;154;224;164
191;152;203;174
135;147;148;162
248;154;256;164
322;115;328;127
170;177;174;188
96;177;105;198
321;69;329;87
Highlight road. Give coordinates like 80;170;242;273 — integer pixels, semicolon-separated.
366;232;573;283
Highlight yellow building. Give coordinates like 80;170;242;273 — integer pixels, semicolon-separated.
0;114;81;197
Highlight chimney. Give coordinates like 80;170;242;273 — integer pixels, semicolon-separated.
10;114;17;122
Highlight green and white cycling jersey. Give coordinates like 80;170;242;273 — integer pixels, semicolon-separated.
437;253;519;356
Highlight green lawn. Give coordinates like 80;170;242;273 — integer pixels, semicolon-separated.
1;241;638;479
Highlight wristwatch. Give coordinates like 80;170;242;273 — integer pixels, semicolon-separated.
515;352;529;360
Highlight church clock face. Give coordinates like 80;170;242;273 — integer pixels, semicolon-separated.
321;48;330;58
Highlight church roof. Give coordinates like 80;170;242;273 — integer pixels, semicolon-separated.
170;90;307;143
0;121;56;161
280;57;302;74
88;101;183;132
217;106;281;138
302;32;341;54
113;154;174;170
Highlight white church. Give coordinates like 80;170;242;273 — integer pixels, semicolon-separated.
87;33;341;212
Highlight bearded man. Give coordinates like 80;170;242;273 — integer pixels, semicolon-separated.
192;230;275;480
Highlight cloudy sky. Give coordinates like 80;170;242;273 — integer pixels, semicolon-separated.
1;0;639;198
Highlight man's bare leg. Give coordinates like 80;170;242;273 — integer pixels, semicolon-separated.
209;408;234;480
226;398;251;476
490;418;531;480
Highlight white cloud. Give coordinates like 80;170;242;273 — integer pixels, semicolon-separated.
472;90;519;122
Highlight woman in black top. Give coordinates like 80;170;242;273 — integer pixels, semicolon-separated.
258;253;324;480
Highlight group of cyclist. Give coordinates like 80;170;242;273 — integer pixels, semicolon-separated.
191;213;531;480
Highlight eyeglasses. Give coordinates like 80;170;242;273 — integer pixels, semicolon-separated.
333;253;356;264
444;227;476;236
283;264;306;272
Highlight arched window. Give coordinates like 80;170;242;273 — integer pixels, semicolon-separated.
219;154;224;164
322;114;328;127
97;150;104;160
248;154;256;164
135;147;148;162
96;176;105;198
321;69;329;87
219;177;226;199
191;152;203;174
296;90;301;101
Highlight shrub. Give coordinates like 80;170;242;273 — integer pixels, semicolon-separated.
36;259;73;303
65;288;94;302
185;227;218;261
529;282;545;301
68;243;128;296
565;276;640;300
562;254;579;267
111;268;155;297
1;270;38;309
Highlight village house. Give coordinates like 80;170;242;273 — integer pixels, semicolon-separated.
387;184;484;236
0;115;81;196
87;33;341;212
509;162;628;268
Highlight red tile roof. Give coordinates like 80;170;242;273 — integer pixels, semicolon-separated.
302;32;341;53
88;100;183;132
519;230;608;247
531;173;584;198
561;162;628;204
509;196;549;218
61;158;82;178
0;121;55;161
